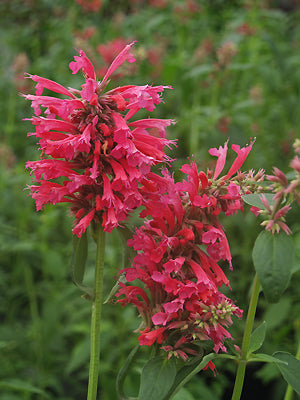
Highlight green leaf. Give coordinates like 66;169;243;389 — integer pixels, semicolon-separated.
242;193;275;210
228;62;254;71
252;231;294;303
232;99;256;110
273;352;300;395
248;353;288;364
185;64;213;78
0;379;50;398
104;225;135;303
70;231;94;300
116;345;140;400
173;388;195;400
263;297;291;330
164;352;215;400
163;350;238;400
248;321;267;355
139;356;177;400
104;273;127;303
66;336;90;374
71;230;88;283
117;225;135;267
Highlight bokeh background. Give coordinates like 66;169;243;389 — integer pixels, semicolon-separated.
1;0;300;399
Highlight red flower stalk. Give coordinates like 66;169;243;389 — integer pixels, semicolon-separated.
116;142;255;361
24;42;175;236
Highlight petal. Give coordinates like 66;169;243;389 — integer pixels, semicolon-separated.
102;41;136;82
72;209;96;237
208;140;228;180
69;50;96;80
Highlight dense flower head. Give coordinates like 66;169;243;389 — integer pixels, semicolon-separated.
116;141;256;361
24;42;175;236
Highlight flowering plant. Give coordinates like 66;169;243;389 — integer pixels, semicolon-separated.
24;43;300;400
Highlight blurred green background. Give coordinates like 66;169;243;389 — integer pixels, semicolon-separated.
0;0;299;399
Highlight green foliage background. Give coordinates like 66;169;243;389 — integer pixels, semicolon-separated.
0;0;299;399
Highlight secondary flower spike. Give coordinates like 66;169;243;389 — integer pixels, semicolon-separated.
24;42;175;236
116;142;256;362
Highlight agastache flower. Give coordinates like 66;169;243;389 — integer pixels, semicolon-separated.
24;42;175;236
286;140;300;205
252;195;292;235
116;142;255;362
250;140;300;234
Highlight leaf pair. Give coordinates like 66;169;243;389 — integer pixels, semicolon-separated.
117;348;238;400
247;321;300;395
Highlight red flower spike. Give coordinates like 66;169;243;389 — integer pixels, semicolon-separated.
116;146;247;359
24;42;175;236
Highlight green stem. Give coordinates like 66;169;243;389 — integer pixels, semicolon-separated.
283;340;300;400
284;380;294;400
87;224;106;400
231;274;261;400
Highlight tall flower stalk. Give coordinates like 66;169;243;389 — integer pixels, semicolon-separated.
231;275;261;400
87;224;105;400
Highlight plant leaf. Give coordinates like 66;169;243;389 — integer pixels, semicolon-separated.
117;224;135;267
173;388;195;400
66;336;90;374
104;273;127;303
139;356;177;400
242;193;275;209
252;231;294;303
104;225;135;303
164;352;216;400
273;352;300;395
185;64;213;78
0;379;50;398
163;351;238;400
70;231;94;300
248;353;288;364
248;321;267;355
116;345;140;400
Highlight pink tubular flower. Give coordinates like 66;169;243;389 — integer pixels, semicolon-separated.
24;42;175;236
96;38;136;79
250;143;299;234
116;143;252;361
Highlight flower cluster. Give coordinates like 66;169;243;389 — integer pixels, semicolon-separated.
24;42;175;236
116;140;255;361
251;139;300;234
